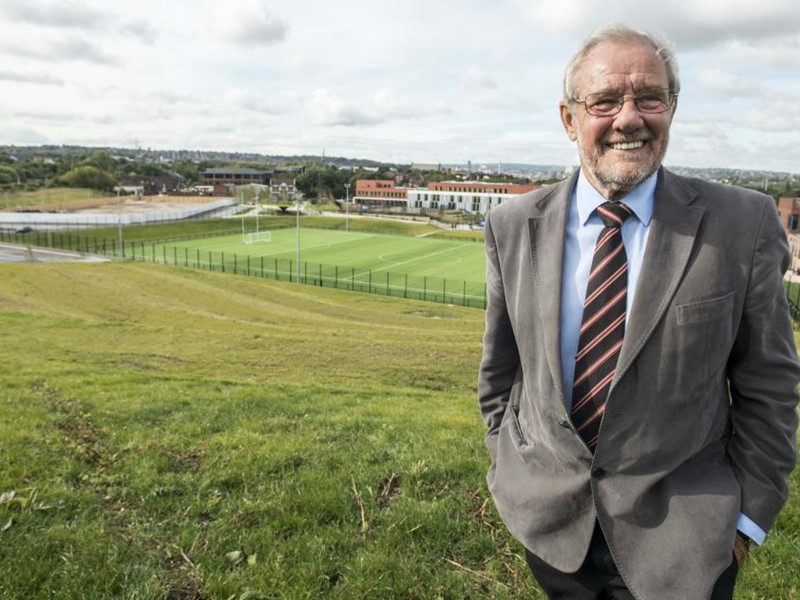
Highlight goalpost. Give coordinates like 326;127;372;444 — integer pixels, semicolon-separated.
241;193;271;244
243;230;271;244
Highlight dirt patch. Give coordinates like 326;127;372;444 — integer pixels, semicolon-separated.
73;198;211;215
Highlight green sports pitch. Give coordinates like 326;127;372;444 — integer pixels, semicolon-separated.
146;227;488;306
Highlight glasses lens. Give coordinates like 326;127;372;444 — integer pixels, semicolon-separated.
635;90;670;113
584;93;621;116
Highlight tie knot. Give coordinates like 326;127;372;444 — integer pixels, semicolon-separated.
597;202;633;228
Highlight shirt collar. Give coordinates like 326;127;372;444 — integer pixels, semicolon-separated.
575;169;657;227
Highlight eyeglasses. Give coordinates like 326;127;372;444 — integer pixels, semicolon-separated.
571;89;677;117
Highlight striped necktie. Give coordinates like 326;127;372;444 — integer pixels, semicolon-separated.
571;201;633;451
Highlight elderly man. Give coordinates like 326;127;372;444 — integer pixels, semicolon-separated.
478;23;799;600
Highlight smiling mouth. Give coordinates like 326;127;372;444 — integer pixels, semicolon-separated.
607;141;645;150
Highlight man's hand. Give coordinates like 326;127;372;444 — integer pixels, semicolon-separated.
733;533;751;568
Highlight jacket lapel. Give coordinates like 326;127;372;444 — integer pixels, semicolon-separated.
528;172;578;404
613;168;705;385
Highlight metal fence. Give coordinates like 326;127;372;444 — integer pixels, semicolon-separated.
0;230;488;309
785;280;800;325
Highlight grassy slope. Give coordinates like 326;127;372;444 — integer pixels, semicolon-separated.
0;262;797;599
0;262;534;599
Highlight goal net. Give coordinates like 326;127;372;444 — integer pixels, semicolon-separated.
243;231;272;244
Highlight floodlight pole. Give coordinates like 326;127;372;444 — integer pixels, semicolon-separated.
117;187;124;257
344;182;350;232
295;194;301;283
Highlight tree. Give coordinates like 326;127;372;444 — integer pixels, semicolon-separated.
172;162;201;185
0;166;20;186
82;151;115;173
57;166;117;191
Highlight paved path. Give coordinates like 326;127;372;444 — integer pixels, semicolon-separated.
0;243;111;264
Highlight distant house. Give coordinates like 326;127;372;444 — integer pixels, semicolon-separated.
354;180;408;210
270;176;297;200
778;197;800;272
777;197;800;234
352;179;540;215
120;174;183;195
408;180;539;215
201;168;271;187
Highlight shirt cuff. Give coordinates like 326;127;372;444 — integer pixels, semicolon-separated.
737;513;766;546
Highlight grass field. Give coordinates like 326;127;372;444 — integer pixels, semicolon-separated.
157;228;485;282
1;261;798;599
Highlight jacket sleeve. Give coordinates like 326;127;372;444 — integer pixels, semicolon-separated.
726;196;800;533
477;211;521;462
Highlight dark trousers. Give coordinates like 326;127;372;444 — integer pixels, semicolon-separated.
525;525;739;600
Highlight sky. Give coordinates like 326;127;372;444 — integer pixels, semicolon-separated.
0;0;798;172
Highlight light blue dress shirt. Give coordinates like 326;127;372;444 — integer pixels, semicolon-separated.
559;169;765;545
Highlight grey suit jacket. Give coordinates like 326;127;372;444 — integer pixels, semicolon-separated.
478;168;800;600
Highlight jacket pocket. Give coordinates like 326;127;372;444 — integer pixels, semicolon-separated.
666;291;736;393
676;291;735;326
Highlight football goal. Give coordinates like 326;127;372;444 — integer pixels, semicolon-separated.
243;231;272;244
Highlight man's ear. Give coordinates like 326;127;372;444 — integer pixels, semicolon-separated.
669;96;678;123
559;101;578;142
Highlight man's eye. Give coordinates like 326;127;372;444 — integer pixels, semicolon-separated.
588;97;619;112
636;93;667;108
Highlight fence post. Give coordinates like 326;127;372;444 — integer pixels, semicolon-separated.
386;272;390;295
404;274;408;298
335;265;338;288
351;267;355;291
368;269;372;293
289;260;293;282
222;252;225;273
463;281;467;306
423;276;427;302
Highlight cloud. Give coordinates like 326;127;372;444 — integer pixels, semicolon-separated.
739;103;800;133
223;89;292;115
461;67;498;90
2;0;110;29
308;86;454;128
51;37;120;65
209;0;289;46
0;37;118;65
694;69;767;99
308;89;382;127
118;19;158;44
1;0;159;45
511;0;800;50
0;69;64;85
0;123;49;145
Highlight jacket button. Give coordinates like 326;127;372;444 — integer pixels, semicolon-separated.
592;468;606;479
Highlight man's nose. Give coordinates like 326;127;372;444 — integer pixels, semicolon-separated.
613;97;645;130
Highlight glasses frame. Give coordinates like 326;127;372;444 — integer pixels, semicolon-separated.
571;89;678;117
